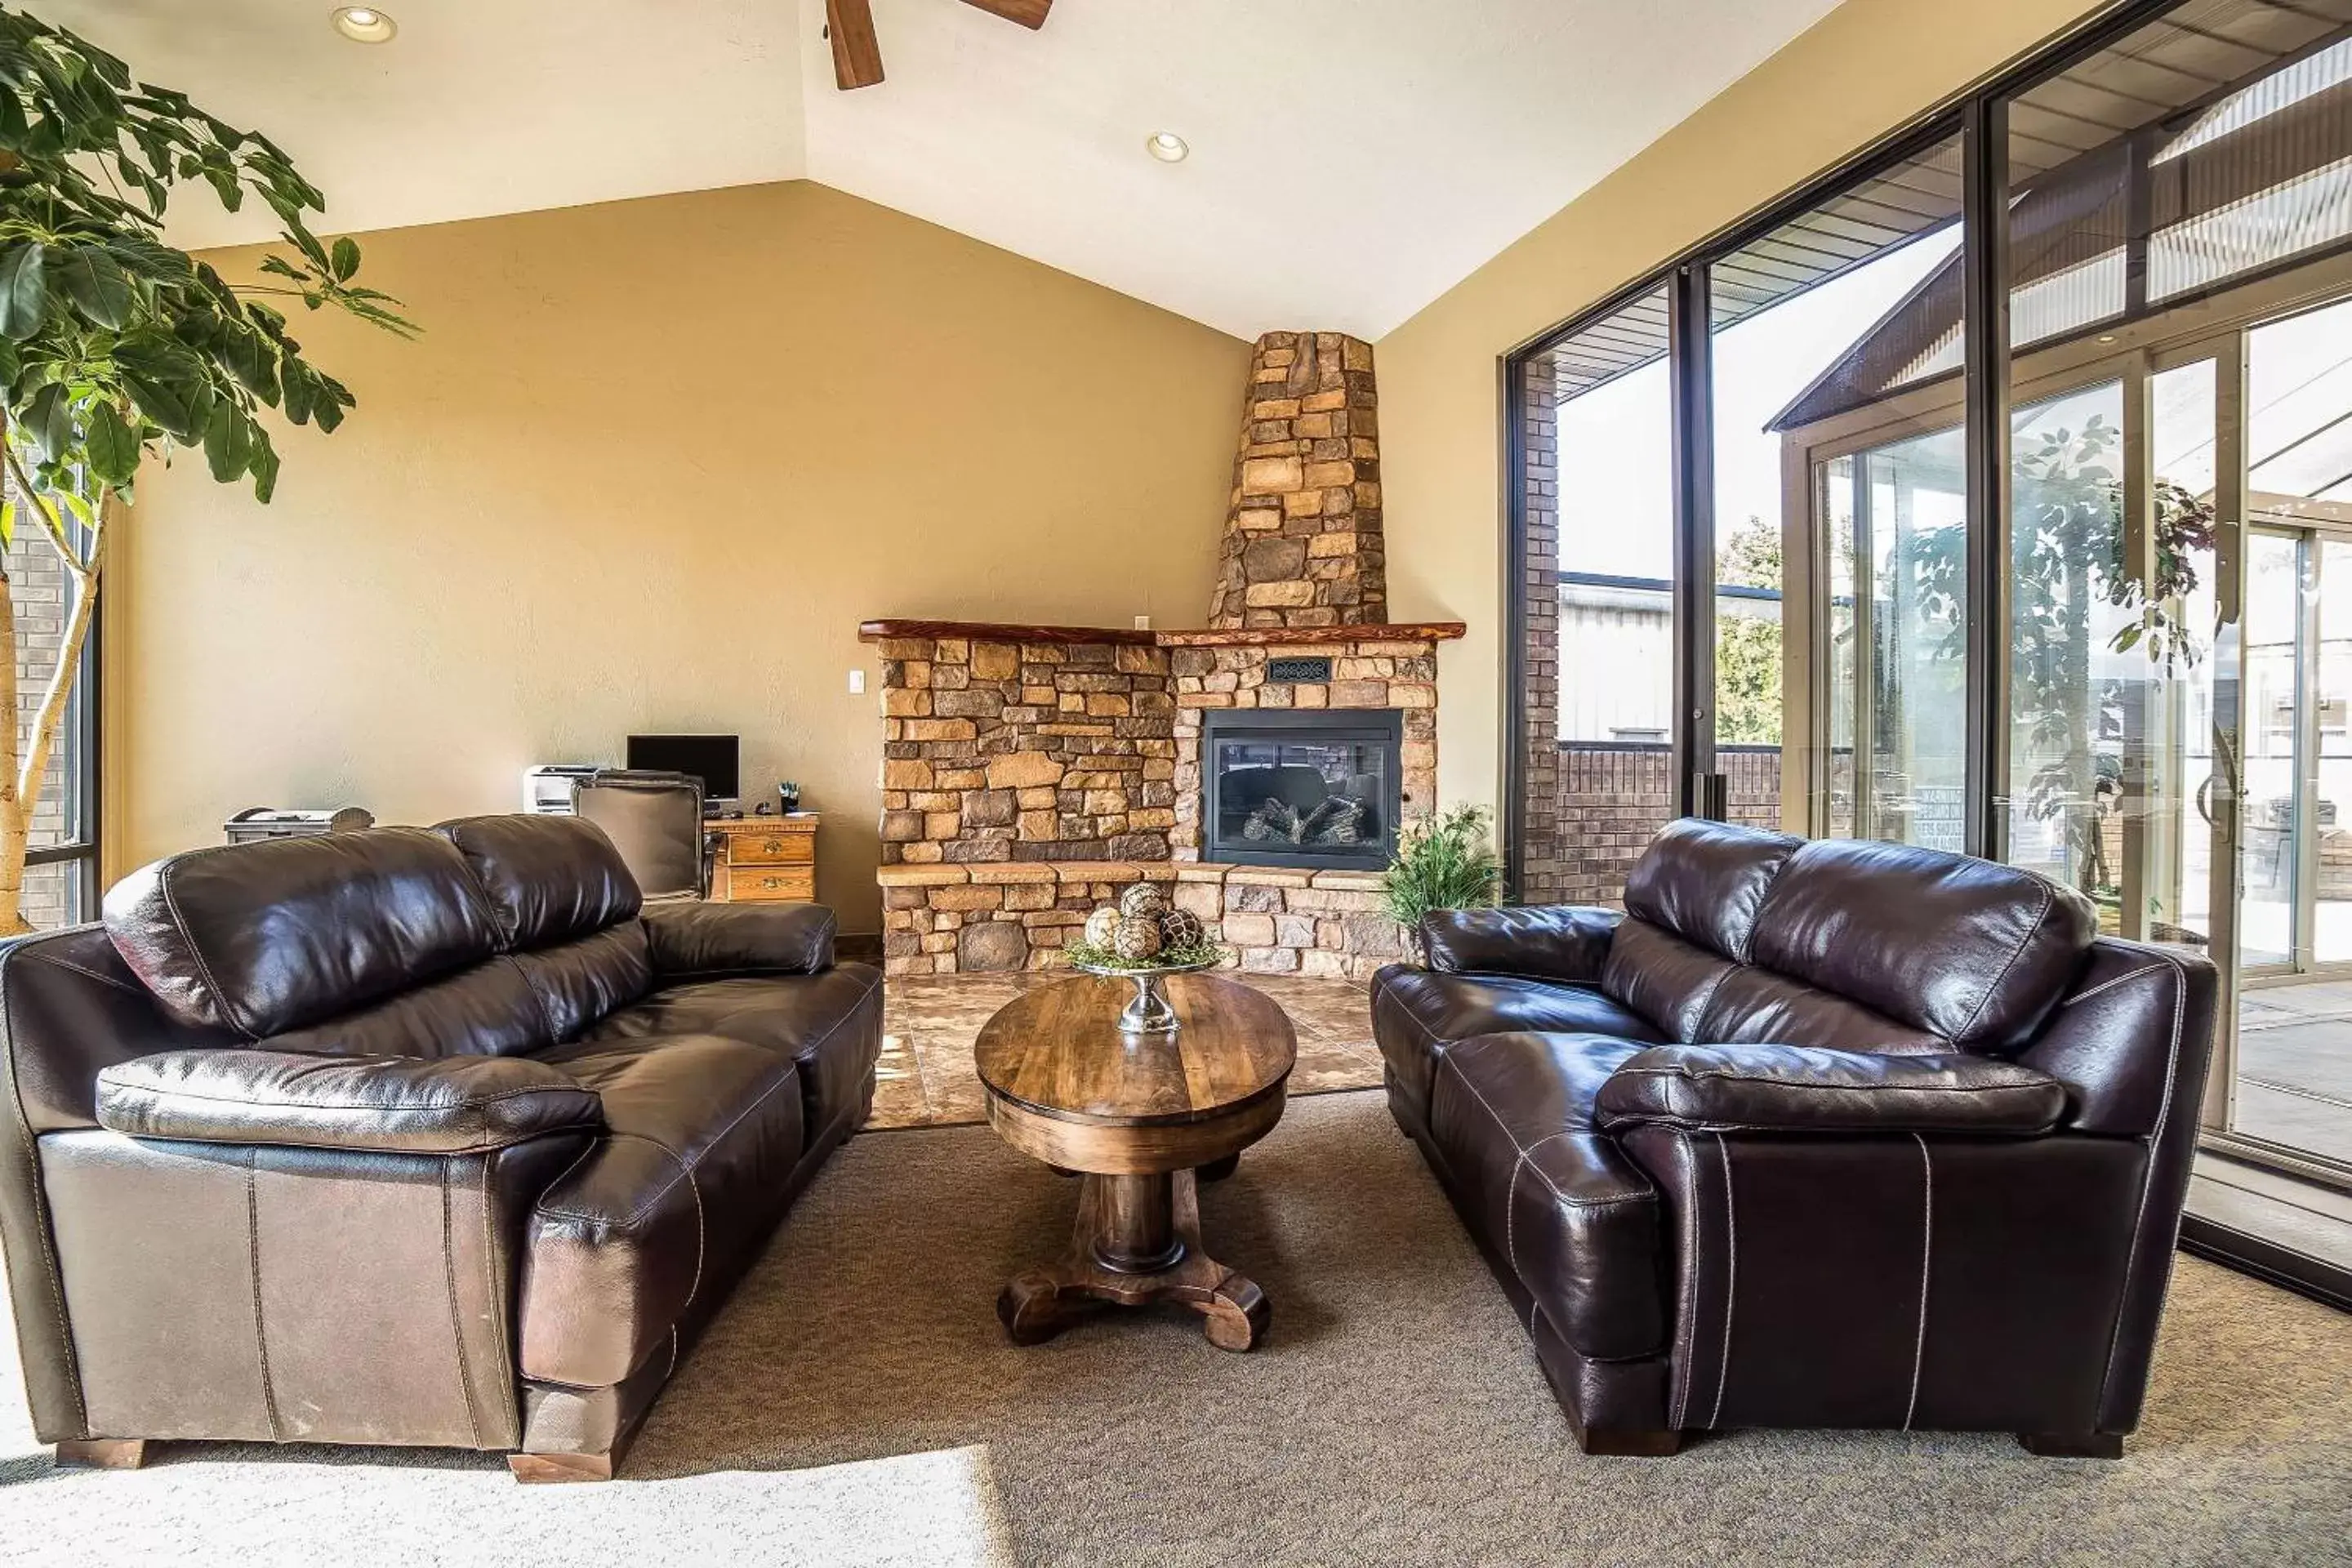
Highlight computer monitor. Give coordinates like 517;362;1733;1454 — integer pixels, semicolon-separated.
625;734;740;800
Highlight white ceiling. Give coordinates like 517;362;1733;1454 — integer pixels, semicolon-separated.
38;0;1840;340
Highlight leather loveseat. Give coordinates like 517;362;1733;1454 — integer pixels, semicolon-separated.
0;813;882;1481
1371;818;2216;1459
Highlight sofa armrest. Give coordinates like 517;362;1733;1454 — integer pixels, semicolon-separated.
640;900;836;978
1419;905;1622;985
1594;1044;2067;1136
95;1049;603;1154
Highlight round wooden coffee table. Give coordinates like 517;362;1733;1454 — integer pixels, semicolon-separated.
976;972;1296;1352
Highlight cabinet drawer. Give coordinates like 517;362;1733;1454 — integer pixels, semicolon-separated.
726;830;815;866
726;866;815;903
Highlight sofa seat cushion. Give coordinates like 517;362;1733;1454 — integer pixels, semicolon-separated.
518;1034;805;1388
1371;966;1666;1120
1423;1031;1668;1361
572;964;884;1139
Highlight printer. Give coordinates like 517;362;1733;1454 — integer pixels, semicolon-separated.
523;764;601;815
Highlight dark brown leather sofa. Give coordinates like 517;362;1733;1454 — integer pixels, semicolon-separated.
0;813;882;1481
1370;818;2216;1459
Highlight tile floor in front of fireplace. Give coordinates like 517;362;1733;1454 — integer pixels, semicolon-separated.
868;972;1383;1129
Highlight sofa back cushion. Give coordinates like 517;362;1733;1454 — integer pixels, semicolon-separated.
1621;817;1801;963
104;829;500;1039
1748;837;2095;1049
433;814;642;951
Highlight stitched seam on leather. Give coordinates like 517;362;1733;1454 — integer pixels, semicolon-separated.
2060;964;2165;1008
439;1161;483;1450
1612;1067;2038;1093
24;951;146;996
1684;963;1738;1041
1905;1133;1932;1431
101;1080;581;1114
0;948;89;1429
1953;878;2056;1043
1670;1130;1697;1430
2094;950;2185;1418
1708;1134;1735;1430
504;951;567;1044
245;1150;283;1441
479;1154;517;1433
158;862;259;1040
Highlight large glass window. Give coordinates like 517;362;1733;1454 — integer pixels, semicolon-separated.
1516;287;1674;906
3;481;97;929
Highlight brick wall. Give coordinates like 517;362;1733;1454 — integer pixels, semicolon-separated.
1517;358;1563;903
1206;332;1386;630
8;520;74;929
1551;743;1783;906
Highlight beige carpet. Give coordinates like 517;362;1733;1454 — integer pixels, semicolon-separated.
4;1089;2350;1566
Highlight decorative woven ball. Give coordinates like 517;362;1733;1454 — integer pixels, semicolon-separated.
1118;882;1166;921
1083;906;1125;949
1158;907;1206;951
1111;915;1164;964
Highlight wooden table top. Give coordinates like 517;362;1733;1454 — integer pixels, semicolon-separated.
975;974;1297;1128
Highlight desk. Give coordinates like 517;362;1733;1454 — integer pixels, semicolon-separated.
708;813;818;903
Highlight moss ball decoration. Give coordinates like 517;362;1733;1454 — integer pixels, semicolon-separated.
1118;882;1167;922
1158;906;1206;951
1111;914;1165;964
1083;906;1124;949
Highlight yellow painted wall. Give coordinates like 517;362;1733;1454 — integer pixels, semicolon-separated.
1375;0;2103;829
109;180;1250;932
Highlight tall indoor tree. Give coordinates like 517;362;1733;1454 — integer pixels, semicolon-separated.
0;8;411;932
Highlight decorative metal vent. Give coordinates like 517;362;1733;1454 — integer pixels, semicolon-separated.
1267;657;1332;684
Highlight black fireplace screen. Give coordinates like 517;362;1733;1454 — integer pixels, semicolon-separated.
1202;710;1401;869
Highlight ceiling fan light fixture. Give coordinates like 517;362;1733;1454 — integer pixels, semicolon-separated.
1145;131;1189;164
331;7;399;43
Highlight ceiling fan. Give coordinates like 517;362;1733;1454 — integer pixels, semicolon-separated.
824;0;1053;91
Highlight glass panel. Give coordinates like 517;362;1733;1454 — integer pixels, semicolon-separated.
2004;380;2131;906
1822;456;1860;839
1814;422;1970;849
1211;738;1391;855
2316;537;2352;964
16;858;84;931
1711;153;1970;836
2148;359;2223;955
1520;287;1676;906
2002;1;2352;350
2243;528;2301;969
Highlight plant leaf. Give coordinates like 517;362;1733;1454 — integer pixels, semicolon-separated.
201;397;249;483
329;235;359;282
0;241;46;341
51;244;132;327
85;399;140;486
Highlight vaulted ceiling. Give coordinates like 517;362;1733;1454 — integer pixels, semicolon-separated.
35;0;1842;338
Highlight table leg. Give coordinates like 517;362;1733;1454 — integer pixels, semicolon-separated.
998;1169;1270;1352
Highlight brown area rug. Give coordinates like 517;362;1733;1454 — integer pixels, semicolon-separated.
5;1089;2350;1566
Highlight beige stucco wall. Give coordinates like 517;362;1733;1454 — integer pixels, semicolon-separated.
1374;0;2104;831
107;180;1249;932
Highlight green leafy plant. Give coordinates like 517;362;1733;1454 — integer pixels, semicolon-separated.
0;7;414;931
1381;804;1502;949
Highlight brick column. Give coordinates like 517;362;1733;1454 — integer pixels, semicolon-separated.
1206;332;1385;630
1516;357;1563;904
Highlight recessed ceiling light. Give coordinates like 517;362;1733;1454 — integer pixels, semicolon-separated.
331;7;398;43
2096;332;2118;343
1145;131;1189;164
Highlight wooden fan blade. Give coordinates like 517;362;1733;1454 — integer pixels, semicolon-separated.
957;0;1051;29
826;0;884;88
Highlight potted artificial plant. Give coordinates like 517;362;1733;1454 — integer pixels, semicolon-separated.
0;7;412;932
1380;804;1501;965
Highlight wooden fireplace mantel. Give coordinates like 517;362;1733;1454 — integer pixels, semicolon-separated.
858;619;1466;648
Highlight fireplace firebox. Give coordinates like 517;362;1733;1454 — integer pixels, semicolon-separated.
1200;710;1401;871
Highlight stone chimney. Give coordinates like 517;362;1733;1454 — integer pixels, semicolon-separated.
1205;332;1385;630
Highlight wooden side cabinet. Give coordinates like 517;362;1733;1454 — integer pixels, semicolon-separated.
710;813;819;904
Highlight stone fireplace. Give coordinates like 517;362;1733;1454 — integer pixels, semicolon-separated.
863;331;1462;979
